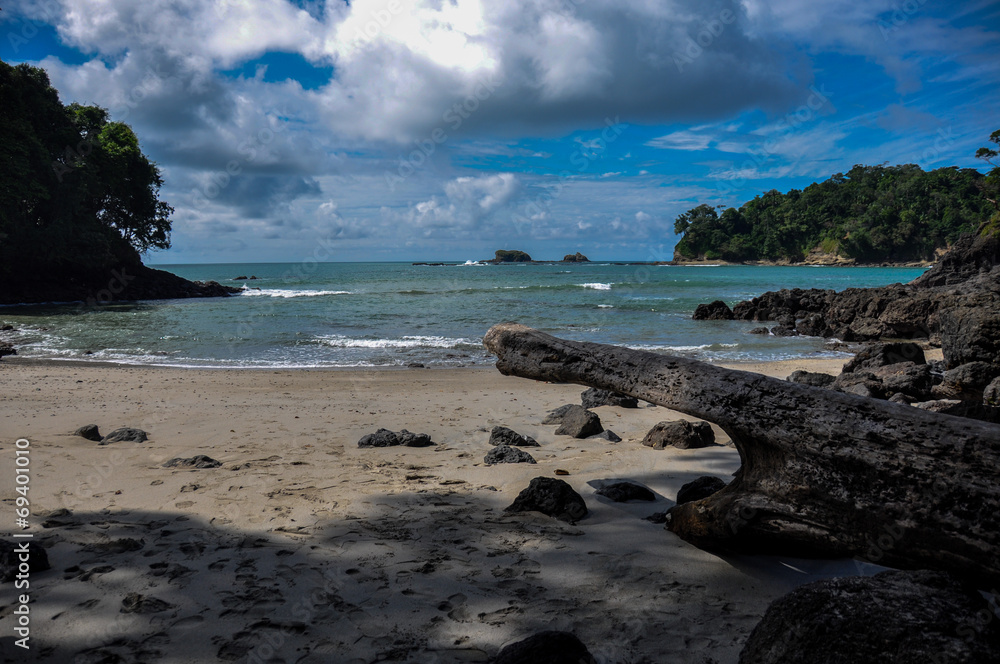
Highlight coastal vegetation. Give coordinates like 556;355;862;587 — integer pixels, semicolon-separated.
673;161;994;264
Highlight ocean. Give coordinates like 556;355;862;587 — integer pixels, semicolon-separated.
0;262;926;369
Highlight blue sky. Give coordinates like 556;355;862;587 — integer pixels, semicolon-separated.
2;0;999;262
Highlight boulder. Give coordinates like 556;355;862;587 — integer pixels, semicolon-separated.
693;300;734;320
484;445;536;465
0;343;16;358
676;476;727;505
795;313;830;337
489;426;539;447
748;326;770;334
770;325;797;337
932;361;998;400
641;420;715;450
939;305;1000;369
580;387;639;409
985;376;1000;406
494;631;596;664
562;252;590;263
787;371;835;388
553;405;603;438
100;427;148;444
357;428;433;448
588;429;621;442
120;593;174;614
873;362;935;401
505;477;588;523
0;324;13;331
74;424;102;441
843;342;926;373
1;540;50;582
541;404;577;425
163;455;222;469
739;570;1000;664
595;481;655;502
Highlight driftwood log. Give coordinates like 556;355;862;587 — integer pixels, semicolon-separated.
484;323;1000;588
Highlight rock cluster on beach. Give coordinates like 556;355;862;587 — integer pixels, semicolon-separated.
357;428;434;448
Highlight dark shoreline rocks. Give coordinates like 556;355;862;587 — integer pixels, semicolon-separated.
489;426;539;447
553;406;603;438
641;420;715;449
505;477;588;523
358;428;434;448
100;427;148;444
484;445;536;465
0;262;242;306
580;387;638;409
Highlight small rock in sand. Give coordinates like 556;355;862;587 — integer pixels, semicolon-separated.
163;455;222;469
1;540;50;582
74;424;102;441
489;425;539;447
541;404;577;424
494;631;597;664
596;481;655;502
120;593;174;614
676;476;727;505
641;420;714;449
553;405;603;438
357;428;434;448
505;477;588;523
588;429;621;442
580;387;638;409
484;445;537;465
100;427;148;444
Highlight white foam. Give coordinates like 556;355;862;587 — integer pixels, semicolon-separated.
240;288;351;298
317;335;480;349
580;282;613;290
597;304;614;309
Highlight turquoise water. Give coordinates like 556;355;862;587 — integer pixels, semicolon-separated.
0;262;927;368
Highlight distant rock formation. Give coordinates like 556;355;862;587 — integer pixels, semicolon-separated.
562;252;589;262
492;249;533;263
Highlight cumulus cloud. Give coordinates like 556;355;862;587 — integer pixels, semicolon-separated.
404;173;522;231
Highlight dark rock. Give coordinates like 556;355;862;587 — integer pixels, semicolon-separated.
795;313;830;337
489;426;539;447
0;343;16;358
1;540;51;582
588;429;621;442
644;511;669;524
580;387;638;409
739;570;1000;664
484;445;536;465
787;371;835;388
505;477;588;523
748;327;770;335
595;481;655;502
357;428;433;448
234;275;248;280
693;300;734;320
74;424;103;441
493;249;532;263
911;399;965;415
843;342;926;373
889;392;912;405
100;427;148;444
163;455;222;469
676;476;727;505
562;252;590;263
39;507;75;528
493;631;596;664
932;361;998;399
873;362;935;400
120;593;174;614
541;404;577;425
553;405;603;438
770;325;797;337
985;376;1000;406
0;324;13;331
641;420;715;450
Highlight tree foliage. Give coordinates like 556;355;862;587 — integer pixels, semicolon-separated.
0;61;172;278
673;161;993;263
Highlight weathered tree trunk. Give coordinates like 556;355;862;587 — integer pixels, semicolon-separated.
484;323;1000;587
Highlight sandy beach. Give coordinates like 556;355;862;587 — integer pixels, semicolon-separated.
0;355;895;663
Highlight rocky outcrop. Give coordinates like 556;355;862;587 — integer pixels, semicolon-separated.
0;262;242;305
580;387;638;409
357;428;433;448
739;570;1000;664
163;455;222;469
505;477;588;523
641;420;715;449
553;405;603;438
562;252;590;263
692;300;734;320
491;250;532;263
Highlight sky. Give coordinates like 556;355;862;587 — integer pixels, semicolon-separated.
2;0;999;263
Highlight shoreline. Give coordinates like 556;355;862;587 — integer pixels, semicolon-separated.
0;355;874;663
